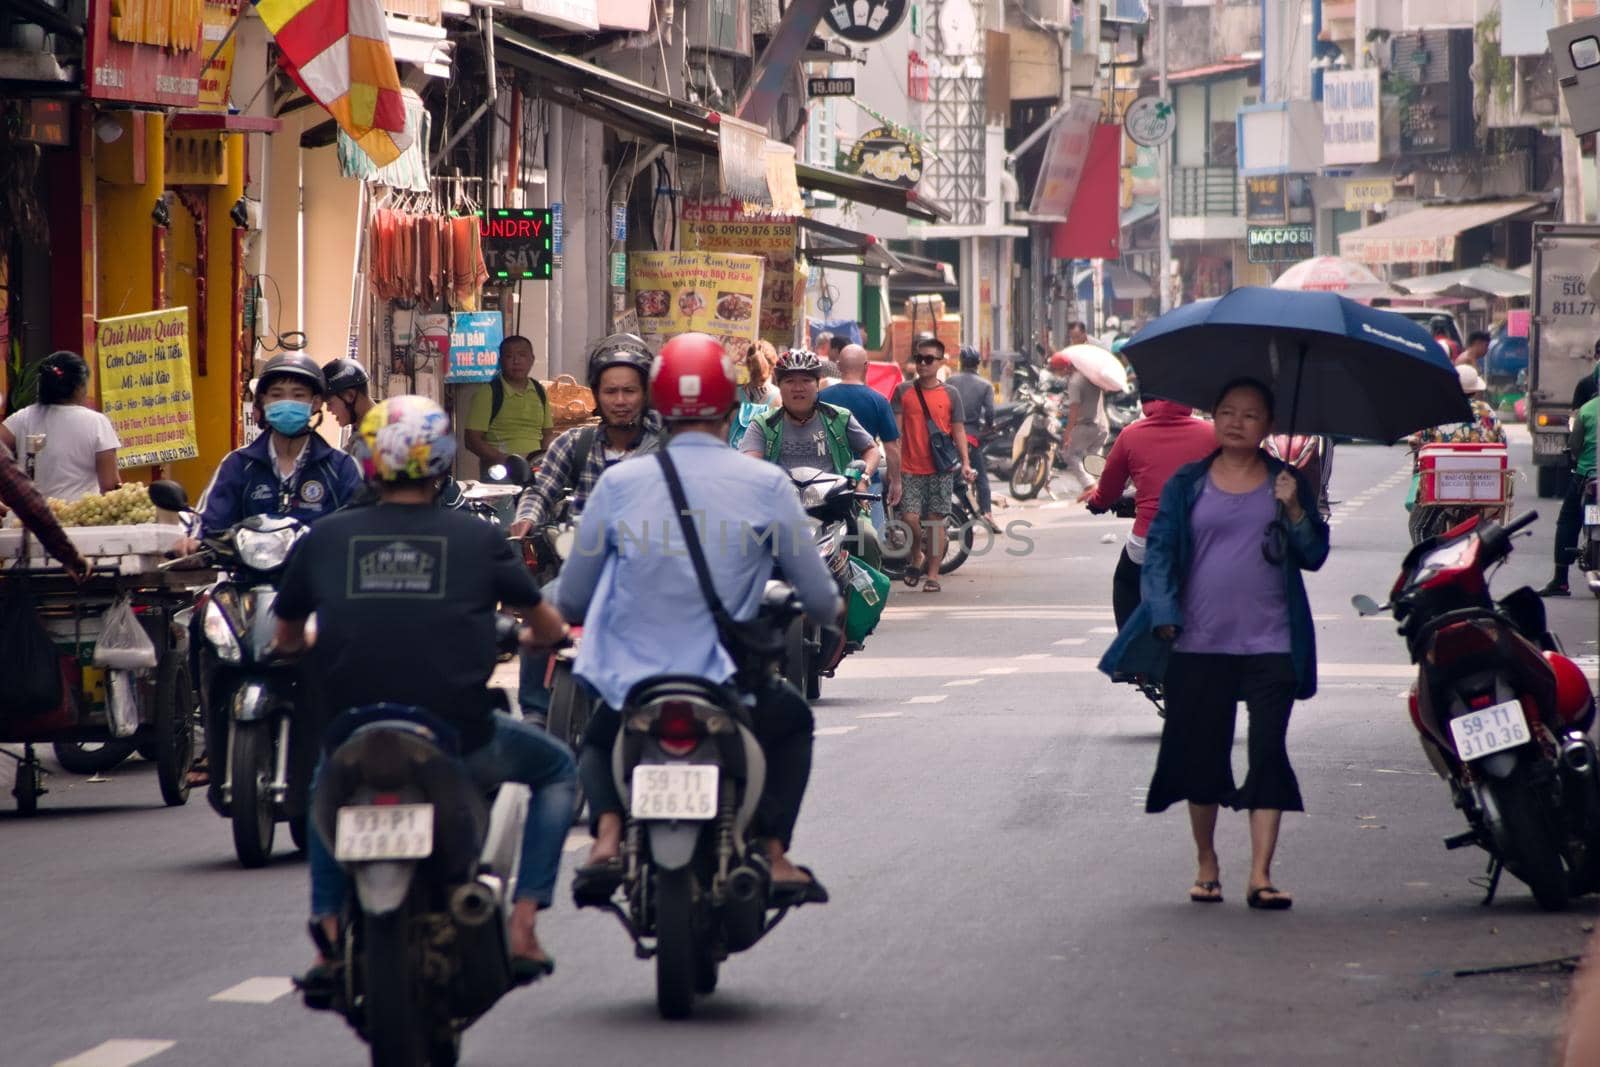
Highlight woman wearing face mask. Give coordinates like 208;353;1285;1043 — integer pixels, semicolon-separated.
175;352;363;554
0;350;122;502
727;339;780;447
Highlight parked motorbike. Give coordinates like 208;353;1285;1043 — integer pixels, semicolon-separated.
1266;434;1332;521
983;402;1029;479
150;480;310;867
1407;441;1513;546
1009;388;1063;500
1577;474;1599;598
305;615;534;1066
576;582;823;1019
1354;511;1600;909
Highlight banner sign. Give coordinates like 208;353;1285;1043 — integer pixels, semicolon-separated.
446;311;505;383
1247;224;1315;264
628;251;765;356
478;209;554;281
1321;69;1381;165
197;0;238;111
719;115;772;206
95;308;199;467
86;0;203;108
682;199;799;347
823;0;907;42
1245;174;1286;222
1344;178;1393;212
1028;96;1101;218
808;76;856;96
845;125;924;189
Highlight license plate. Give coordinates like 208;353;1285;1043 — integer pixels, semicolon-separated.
1535;433;1568;455
629;764;719;821
1448;701;1531;762
1586;505;1600;527
334;803;434;861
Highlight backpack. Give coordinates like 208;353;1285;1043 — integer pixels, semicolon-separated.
488;376;549;424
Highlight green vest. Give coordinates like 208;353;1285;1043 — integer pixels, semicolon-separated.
756;402;856;475
1578;397;1598;479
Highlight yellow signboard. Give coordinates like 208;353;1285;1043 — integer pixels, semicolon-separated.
681;200;797;348
628;251;765;356
96;308;199;468
197;0;238;110
1344;178;1393;212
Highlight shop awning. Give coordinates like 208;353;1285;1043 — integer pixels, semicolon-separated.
794;163;948;222
798;217;906;274
1338;199;1545;266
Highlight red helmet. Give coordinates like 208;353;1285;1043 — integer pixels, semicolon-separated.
1546;652;1596;729
1048;351;1073;374
651;332;736;420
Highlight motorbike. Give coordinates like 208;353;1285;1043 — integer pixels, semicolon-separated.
150;480;311;867
1407;441;1513;547
1266;434;1332;522
576;582;823;1019
1353;511;1600;909
440;455;531;533
1009;387;1063;500
785;464;883;700
305;615;534;1066
983;402;1030;479
1580;474;1600;597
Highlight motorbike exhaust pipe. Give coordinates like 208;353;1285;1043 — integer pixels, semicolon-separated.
449;880;499;928
726;864;767;905
1563;738;1597;778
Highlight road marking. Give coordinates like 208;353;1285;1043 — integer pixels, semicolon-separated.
905;694;948;704
209;977;295;1004
858;711;906;719
1053;638;1088;646
1087;626;1118;634
815;726;858;736
943;678;982;687
833;657;1430;681
563;832;594;853
980;666;1019;675
54;1041;175;1067
1014;652;1052;659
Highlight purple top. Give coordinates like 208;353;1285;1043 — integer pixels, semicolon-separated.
1173;474;1291;656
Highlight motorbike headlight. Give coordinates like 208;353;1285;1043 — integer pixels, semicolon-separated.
235;525;300;571
814;521;843;559
203;598;242;664
799;481;832;511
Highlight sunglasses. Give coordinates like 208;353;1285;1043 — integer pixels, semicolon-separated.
914;355;941;364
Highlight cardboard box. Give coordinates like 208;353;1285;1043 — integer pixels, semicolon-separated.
888;314;963;369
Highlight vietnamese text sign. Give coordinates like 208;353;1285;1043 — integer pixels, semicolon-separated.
1321;69;1381;165
197;0;238;111
1245;174;1286;221
87;0;203;107
96;308;199;467
1029;97;1101;218
629;251;765;356
446;311;505;383
1344;178;1393;212
1247;224;1315;264
1340;232;1454;266
846;126;924;188
479;209;554;280
682;199;798;347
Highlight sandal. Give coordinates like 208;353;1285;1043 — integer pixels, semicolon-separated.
510;954;555;986
902;567;924;588
771;865;830;906
186;754;210;788
1247;885;1293;910
1189;880;1223;904
571;857;624;908
922;579;942;593
294;959;342;1011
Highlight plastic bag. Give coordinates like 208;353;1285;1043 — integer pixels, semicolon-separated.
0;582;63;721
843;558;891;645
106;670;140;738
94;596;158;671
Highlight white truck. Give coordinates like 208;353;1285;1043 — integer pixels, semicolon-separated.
1529;222;1600;498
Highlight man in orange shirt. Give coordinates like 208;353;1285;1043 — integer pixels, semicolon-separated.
891;333;975;593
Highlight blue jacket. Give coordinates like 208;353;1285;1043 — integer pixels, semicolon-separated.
196;432;363;537
1098;452;1331;700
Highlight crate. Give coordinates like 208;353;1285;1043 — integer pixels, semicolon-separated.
1418;443;1510;505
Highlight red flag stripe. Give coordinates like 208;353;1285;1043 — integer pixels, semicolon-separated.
269;0;348;66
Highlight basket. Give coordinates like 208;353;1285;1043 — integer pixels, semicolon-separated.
1417;444;1510;506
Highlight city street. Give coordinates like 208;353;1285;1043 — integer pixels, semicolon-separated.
5;435;1597;1067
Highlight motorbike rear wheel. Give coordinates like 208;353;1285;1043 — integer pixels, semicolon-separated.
783;618;810;697
654;868;699;1020
52;740;136;776
545;662;590;824
231;721;277;868
363;909;428;1067
1009;453;1048;500
940;491;980;575
1485;779;1570;911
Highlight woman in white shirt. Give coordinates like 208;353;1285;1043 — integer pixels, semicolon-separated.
0;350;120;502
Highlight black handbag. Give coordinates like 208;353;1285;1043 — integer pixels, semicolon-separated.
656;451;786;661
0;581;63;722
914;382;962;473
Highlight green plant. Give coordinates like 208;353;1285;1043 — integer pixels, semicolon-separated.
1475;9;1515;111
1383;72;1422;107
5;339;39;416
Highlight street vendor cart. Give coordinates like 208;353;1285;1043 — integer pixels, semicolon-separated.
0;524;209;815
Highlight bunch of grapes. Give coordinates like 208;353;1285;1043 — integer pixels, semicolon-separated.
48;482;159;527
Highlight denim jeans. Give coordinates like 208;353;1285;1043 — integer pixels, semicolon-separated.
518;574;563;717
308;712;576;917
867;469;887;533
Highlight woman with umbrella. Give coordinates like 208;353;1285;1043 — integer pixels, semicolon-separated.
1099;288;1468;910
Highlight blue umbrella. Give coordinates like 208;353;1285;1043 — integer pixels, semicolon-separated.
1121;287;1470;441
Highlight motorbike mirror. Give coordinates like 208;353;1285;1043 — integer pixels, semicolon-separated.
1351;594;1386;617
148;479;191;513
1082;454;1108;478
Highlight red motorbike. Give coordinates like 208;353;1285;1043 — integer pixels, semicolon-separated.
1265;434;1332;521
1355;511;1598;909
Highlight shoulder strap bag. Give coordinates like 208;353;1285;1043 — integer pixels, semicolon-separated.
914;382;962;473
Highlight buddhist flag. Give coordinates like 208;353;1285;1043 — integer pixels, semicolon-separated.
253;0;411;165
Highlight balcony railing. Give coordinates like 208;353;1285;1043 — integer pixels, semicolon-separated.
1172;166;1241;218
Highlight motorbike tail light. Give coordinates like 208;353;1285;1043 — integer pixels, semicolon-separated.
1468;693;1493;710
1428;620;1499;667
657;701;703;756
371;793;401;806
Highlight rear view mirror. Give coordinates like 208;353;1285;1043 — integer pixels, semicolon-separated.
1351;594;1385;617
1082;453;1108;478
148;480;191;513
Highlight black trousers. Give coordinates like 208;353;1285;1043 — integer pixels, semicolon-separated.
1112;547;1142;632
1147;652;1302;814
579;675;815;848
1554;474;1586;573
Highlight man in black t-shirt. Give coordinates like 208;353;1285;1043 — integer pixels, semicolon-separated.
274;396;573;988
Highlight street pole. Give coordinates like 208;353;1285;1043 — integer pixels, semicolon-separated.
1157;0;1172;313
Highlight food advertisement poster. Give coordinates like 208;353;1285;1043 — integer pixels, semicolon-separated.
446;311;505;383
95;308;199;467
681;199;797;347
628;251;764;355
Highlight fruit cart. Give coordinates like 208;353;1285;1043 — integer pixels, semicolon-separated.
0;511;211;815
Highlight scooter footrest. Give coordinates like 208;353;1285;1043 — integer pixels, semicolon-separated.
1444;829;1479;850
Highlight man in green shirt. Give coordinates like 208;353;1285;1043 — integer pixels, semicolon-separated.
1541;367;1599;597
464;335;555;466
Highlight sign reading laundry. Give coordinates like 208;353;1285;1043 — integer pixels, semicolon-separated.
478;209;554;280
95;308;199;467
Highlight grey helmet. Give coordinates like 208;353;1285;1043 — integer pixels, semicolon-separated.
585;333;654;394
773;347;825;380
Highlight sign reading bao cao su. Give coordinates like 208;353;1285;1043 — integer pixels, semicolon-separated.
1247;224;1315;264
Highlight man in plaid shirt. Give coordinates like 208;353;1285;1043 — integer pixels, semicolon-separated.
0;442;88;578
507;335;662;721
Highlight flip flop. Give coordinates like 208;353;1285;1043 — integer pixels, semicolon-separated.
902;568;923;588
510;955;555;986
1189;880;1223;904
922;579;942;593
1247;885;1293;910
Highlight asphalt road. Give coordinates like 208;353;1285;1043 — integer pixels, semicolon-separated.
4;434;1598;1067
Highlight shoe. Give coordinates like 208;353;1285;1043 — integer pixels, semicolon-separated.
771;866;829;906
1538;581;1572;598
571;857;624;907
294;960;341;1011
510;954;555;986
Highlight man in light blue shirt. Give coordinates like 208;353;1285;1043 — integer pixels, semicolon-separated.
557;333;841;899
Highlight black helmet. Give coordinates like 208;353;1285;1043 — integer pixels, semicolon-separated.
774;348;824;380
256;352;326;397
913;331;945;354
586;333;654;393
1428;315;1452;335
322;356;369;395
958;344;981;369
